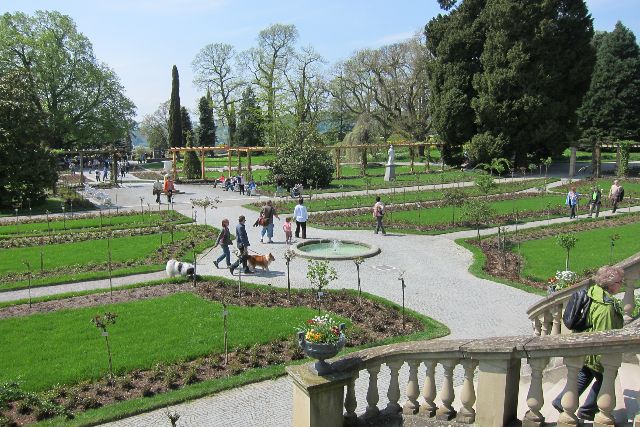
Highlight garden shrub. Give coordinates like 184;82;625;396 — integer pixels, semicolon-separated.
268;123;333;189
464;132;506;165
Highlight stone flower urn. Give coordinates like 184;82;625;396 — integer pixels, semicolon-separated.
298;323;346;375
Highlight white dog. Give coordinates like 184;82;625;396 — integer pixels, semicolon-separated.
166;259;195;278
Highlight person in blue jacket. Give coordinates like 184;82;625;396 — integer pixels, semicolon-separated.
229;215;252;275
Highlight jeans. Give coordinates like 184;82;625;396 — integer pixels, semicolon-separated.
375;216;386;234
216;245;231;266
295;221;306;238
569;205;577;218
552;365;603;418
588;202;600;218
261;222;274;239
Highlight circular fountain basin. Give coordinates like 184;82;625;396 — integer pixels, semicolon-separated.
293;239;380;261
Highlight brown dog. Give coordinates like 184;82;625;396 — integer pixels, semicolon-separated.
247;253;275;272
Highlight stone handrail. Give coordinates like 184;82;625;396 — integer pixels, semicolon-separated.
287;320;640;427
527;252;640;335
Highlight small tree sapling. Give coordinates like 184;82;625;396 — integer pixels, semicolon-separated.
354;257;364;302
556;234;578;271
91;312;118;381
306;259;338;314
284;249;296;300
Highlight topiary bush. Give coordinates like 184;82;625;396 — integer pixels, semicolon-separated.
268;123;333;189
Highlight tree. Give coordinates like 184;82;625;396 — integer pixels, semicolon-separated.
341;113;376;175
556;234;578;271
197;94;216;147
192;43;243;145
474;173;496;197
139;101;169;156
578;22;640;175
442;188;466;225
180;107;193;145
235;86;264;147
181;108;200;179
241;24;298;146
284;45;326;125
0;69;57;207
268;123;333;189
426;0;595;167
461;199;494;242
168;65;182;148
0;11;135;150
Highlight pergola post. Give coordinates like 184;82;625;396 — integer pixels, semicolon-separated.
237;149;242;175
201;148;206;180
110;151;117;184
247;150;252;180
227;148;232;177
410;147;415;173
172;150;177;179
335;147;341;178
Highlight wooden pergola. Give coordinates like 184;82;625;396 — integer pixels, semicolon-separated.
168;142;434;181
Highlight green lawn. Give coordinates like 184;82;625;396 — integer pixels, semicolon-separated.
0;198;94;218
0;231;190;277
318;193;570;231
518;221;640;282
561;148;640;162
259;178;555;213
0;292;324;391
0;211;189;237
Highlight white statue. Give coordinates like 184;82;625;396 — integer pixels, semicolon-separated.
387;145;395;165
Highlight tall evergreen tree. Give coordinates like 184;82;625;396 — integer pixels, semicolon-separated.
168;65;182;148
180;106;193;144
197;95;216;146
578;22;640;144
228;102;237;146
426;0;594;167
181;107;201;179
235;86;264;147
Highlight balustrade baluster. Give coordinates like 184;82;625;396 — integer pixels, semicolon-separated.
364;364;381;418
419;359;438;417
523;357;549;427
551;305;562;335
456;359;478;424
402;360;420;414
594;353;622;426
533;316;542;336
623;277;636;324
558;356;583;426
436;359;458;421
541;311;553;336
343;372;359;425
386;360;403;413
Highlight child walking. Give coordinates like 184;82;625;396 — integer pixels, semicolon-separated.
213;219;232;269
283;217;293;245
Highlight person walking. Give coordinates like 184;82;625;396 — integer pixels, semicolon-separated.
259;200;279;243
608;179;624;213
552;265;624;421
213;219;232;269
293;197;308;239
153;179;163;204
239;175;245;195
566;186;579;219
283;217;293;245
229;216;252;275
373;196;386;235
587;185;602;218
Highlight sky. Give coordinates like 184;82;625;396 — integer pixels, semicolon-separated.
2;0;639;122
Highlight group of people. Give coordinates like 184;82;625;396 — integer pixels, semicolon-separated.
219;174;257;196
152;176;175;203
566;179;625;219
211;198;308;273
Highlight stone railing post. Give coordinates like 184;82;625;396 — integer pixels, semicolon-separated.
475;356;521;427
287;365;351;427
364;364;381;418
385;360;403;413
523;357;549;427
343;372;358;425
594;353;623;426
436;359;458;421
533;317;542;336
457;359;479;423
402;360;420;414
551;305;562;335
541;311;553;336
558;356;583;426
623;276;636;324
419;359;438;417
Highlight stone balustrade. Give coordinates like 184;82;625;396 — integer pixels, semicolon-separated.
527;252;640;335
287;320;640;427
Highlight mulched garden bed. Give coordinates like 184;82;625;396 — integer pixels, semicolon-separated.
0;280;425;426
470;212;640;289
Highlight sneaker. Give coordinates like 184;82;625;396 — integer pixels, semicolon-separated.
260;238;264;243
229;265;236;275
267;239;273;243
213;260;219;269
243;269;254;274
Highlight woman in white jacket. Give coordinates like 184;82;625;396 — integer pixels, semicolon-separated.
293;198;308;239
